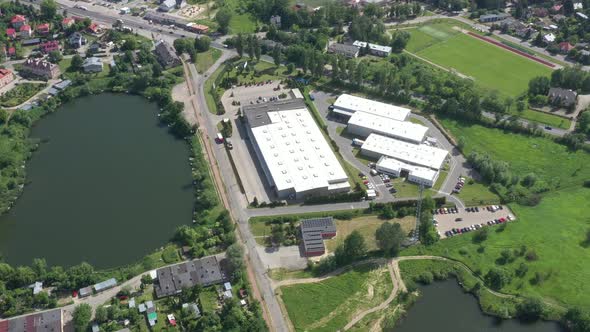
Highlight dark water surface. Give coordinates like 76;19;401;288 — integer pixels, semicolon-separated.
0;94;193;268
391;279;563;332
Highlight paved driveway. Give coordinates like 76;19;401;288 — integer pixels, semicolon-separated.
255;245;308;270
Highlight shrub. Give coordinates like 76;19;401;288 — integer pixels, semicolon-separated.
417;271;434;284
525;250;538;261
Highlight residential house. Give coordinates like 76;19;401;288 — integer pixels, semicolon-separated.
154;255;226;298
574;2;584;10
352;40;392;57
19;25;31;38
0;68;15;88
154;39;181;68
82;57;103;73
36;23;50;35
328;43;360;58
479;13;509;23
68;32;87;48
543;33;556;43
145;301;157;327
548;87;577;107
62;17;75;29
300;217;337;257
6;47;16;58
22;38;41;46
6;28;16;39
559;41;575;53
10;15;26;29
533;7;548;17
0;308;63;332
78;286;93;298
41;40;60;53
270;15;281;28
87;23;103;34
159;0;185;12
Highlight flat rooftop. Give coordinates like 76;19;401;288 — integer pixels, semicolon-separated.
245;99;349;194
347;110;428;143
333;94;410;121
377;156;438;182
361;133;448;170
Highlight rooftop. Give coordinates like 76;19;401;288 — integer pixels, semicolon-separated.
352;40;392;53
0;308;62;332
347;110;428;143
154;255;225;298
361;133;448;170
333;94;410;121
243;99;349;194
376;156;439;182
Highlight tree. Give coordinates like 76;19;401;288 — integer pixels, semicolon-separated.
226;243;244;274
140;274;152;290
337;230;366;264
195;36;211;52
215;8;233;34
528;76;551;96
72;304;92;332
70;55;84;71
517;297;544;321
122;38;139;51
47;50;62;64
41;0;57;19
375;222;404;256
472;227;489;243
95;305;108;323
484;267;511;290
391;30;410;52
272;45;281;66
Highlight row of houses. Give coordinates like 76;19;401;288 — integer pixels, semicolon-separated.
154;255;226;298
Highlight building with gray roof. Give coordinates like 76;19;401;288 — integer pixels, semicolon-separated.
154;40;181;68
300;217;336;256
548;87;577;107
94;278;117;293
328;43;360;58
0;308;63;332
154;255;225;298
82;57;103;73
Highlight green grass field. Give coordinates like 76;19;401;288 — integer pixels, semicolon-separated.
405;23;552;96
457;179;501;206
195;48;222;74
404;187;590;310
441;119;590;189
280;263;392;331
519;109;572;129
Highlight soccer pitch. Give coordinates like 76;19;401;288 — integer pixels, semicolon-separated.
406;24;553;96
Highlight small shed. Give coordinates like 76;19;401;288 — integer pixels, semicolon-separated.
79;286;93;298
223;282;232;291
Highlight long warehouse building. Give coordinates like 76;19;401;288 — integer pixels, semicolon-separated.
243;99;350;199
347;110;428;144
376;156;440;187
361;133;448;170
331;94;410;121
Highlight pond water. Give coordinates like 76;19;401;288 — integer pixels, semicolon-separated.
391;279;564;332
0;94;194;268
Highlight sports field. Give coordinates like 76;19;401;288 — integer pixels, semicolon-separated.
405;23;552;96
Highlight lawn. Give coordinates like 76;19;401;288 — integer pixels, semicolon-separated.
195;48;222;74
456;179;501;206
325;215;416;252
518;109;571;129
405;23;552;96
280;263;392;332
441;118;590;189
229;13;257;34
403;186;590;310
0;83;45;107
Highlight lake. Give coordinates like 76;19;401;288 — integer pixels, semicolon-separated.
0;94;194;268
391;279;564;332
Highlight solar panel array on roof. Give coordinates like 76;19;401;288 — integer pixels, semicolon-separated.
300;217;336;255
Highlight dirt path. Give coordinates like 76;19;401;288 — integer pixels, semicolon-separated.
402;50;470;79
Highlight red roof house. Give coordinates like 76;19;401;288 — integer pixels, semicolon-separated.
36;23;50;35
10;15;26;28
6;28;16;39
551;4;563;12
41;40;60;53
19;24;31;38
7;47;16;57
62;17;74;28
559;41;575;53
87;23;102;34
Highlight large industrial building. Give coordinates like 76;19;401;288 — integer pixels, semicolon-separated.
331;94;410;121
0;308;63;332
361;133;447;170
346;110;428;144
376;156;440;187
243;99;350;199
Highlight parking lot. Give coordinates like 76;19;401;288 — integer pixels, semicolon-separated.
434;205;516;238
220;82;290;115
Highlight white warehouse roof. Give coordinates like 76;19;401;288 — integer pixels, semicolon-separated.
347;111;428;143
376;156;439;184
361;133;448;170
248;102;349;194
333;94;410;121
